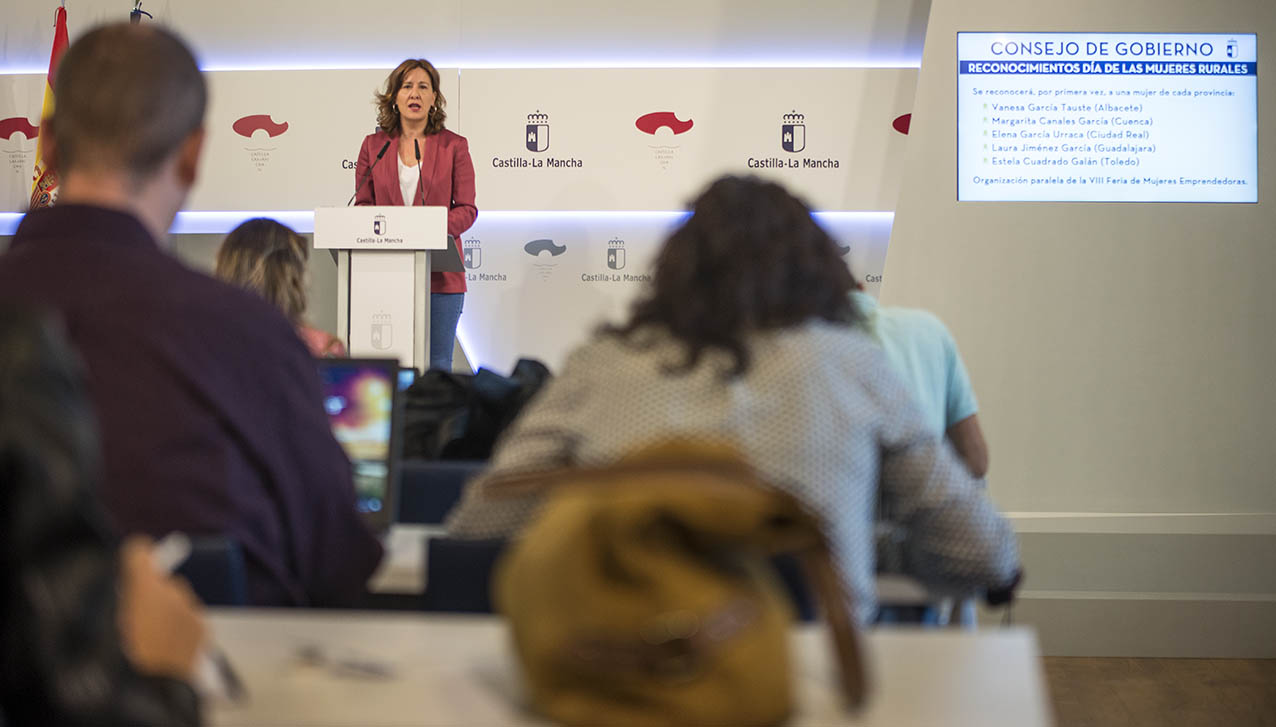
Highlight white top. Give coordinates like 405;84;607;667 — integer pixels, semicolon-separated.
206;609;1053;727
398;156;419;206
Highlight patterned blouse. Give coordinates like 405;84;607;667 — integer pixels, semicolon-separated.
445;322;1019;623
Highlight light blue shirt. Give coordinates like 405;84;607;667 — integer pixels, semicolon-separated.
852;291;977;436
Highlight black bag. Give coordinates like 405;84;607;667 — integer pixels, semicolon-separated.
402;359;551;460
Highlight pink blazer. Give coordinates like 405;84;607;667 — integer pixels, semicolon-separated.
354;128;478;293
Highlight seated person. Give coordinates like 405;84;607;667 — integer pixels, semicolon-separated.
0;306;205;726
215;217;345;357
446;175;1020;624
852;283;987;478
0;23;382;607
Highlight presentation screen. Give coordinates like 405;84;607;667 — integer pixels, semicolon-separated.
957;32;1257;203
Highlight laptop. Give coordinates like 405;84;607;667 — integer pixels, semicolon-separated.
315;357;403;532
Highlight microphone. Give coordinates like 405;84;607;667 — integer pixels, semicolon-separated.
347;140;391;205
414;138;424;207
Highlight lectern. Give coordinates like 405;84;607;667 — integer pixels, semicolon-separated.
314;206;453;370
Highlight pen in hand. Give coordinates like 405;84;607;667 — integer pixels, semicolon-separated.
146;533;247;703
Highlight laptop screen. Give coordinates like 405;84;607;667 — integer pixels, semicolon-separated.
315;358;401;529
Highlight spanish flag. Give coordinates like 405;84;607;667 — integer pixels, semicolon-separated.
29;6;69;210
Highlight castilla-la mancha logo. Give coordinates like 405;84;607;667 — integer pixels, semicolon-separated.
525;111;549;152
635;111;694;171
606;237;626;270
524;238;567;282
0;117;39;176
371;312;393;350
781;111;806;153
464;237;481;269
233;114;289;172
373;214;387;236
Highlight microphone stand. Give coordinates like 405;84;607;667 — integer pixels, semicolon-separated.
414;138;424;206
348;140;391;206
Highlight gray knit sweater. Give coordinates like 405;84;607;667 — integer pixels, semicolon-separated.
445;322;1019;623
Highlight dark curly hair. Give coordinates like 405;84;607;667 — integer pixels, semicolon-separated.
374;59;447;136
606;175;861;377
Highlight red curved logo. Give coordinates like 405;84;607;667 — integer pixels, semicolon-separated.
635;112;694;136
0;117;39;141
232;114;289;138
892;113;912;135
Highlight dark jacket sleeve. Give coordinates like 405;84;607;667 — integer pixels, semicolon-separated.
1;403;201;726
271;338;385;607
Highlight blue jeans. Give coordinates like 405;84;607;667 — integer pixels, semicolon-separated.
430;293;464;371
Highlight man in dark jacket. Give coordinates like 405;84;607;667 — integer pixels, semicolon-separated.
0;23;383;607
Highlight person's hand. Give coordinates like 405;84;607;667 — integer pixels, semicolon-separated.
117;535;207;680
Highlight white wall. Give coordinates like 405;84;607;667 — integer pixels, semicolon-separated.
1;1;929;69
889;0;1275;654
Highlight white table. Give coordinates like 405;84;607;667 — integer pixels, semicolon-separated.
369;526;952;613
207;610;1052;727
367;524;440;595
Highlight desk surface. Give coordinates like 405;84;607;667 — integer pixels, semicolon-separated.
369;525;942;607
207;609;1052;727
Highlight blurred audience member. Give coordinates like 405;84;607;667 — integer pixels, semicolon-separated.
446;175;1019;624
0;23;382;607
0;306;204;727
854;284;990;625
853;284;987;478
215;218;345;358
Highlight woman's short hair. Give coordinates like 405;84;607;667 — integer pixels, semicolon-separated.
214;218;309;325
374;59;448;136
607;175;861;377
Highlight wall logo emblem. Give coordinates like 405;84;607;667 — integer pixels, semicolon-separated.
233;114;289;172
524;238;567;281
373;214;387;236
524;238;566;257
781;111;806;153
892;114;912;135
526;111;549;152
635;111;694;171
0;117;39;143
635;112;694;136
464;238;481;269
0;117;39;177
1226;39;1238;58
371;312;393;350
607;237;626;270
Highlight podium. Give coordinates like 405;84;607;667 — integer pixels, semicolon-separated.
314;206;457;370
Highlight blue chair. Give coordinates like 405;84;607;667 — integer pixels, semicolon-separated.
397;460;485;524
416;536;820;620
420;537;507;613
175;536;247;606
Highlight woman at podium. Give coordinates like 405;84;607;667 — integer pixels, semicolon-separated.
354;59;477;371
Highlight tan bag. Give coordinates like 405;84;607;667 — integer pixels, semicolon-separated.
492;444;866;727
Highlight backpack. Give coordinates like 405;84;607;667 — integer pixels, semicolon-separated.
491;443;867;726
401;358;550;460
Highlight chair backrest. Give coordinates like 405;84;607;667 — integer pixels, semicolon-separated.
175;536;247;606
397;460;485;524
420;537;506;612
